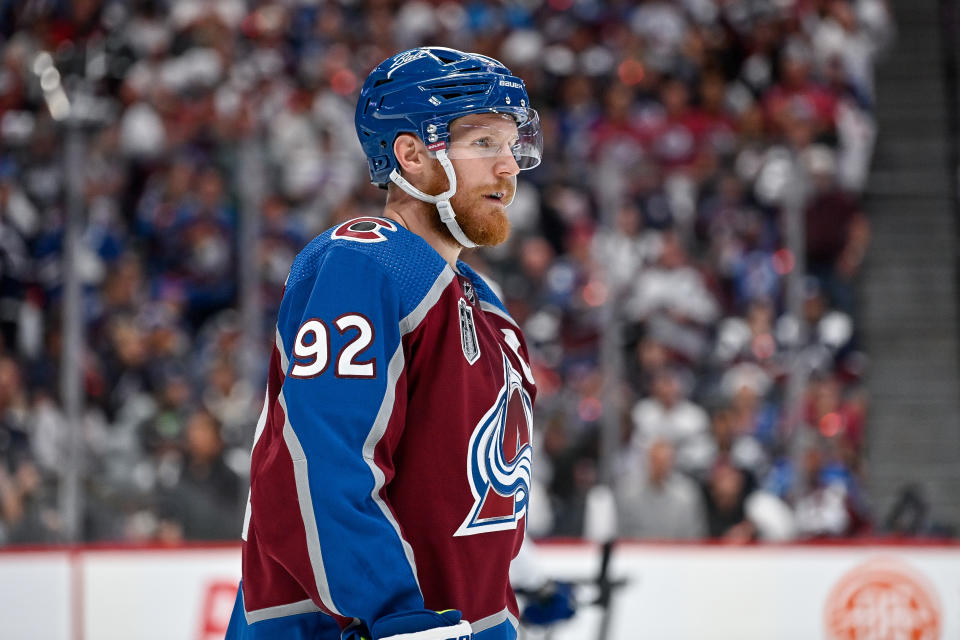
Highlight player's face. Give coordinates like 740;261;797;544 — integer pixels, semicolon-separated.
428;113;521;246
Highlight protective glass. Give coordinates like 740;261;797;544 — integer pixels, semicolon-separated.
442;110;542;170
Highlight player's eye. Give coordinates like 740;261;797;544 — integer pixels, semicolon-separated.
472;137;494;149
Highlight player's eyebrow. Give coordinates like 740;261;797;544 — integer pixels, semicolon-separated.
450;118;518;140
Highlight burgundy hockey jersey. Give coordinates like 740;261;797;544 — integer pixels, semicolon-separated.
227;217;536;640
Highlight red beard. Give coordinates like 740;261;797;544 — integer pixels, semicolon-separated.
422;169;514;247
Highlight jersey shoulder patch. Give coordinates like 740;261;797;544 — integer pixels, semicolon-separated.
331;217;397;243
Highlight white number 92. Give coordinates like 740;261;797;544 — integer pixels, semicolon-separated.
290;314;376;379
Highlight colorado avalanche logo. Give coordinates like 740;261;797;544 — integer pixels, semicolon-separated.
332;217;397;243
455;352;533;536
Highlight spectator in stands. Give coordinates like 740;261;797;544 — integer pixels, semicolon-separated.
712;298;782;374
0;159;35;354
646;76;705;178
805;373;866;453
167;166;237;330
593;203;659;295
0;357;60;543
0;356;30;472
733;9;783;98
201;356;256;451
701;461;756;542
629;0;689;69
696;175;767;310
614;438;707;540
685;405;768;484
543;424;603;539
258;194;307;323
95;315;153;422
791;437;869;539
810;0;888;109
802;144;870;314
788;277;862;385
763;37;839;141
141;364;194;459
157;408;243;541
697;68;739;163
630;366;711;473
590;82;648;164
0;457;59;544
625;229;720;363
135;156;199;275
555;74;602;164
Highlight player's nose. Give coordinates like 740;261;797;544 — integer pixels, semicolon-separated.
494;150;521;177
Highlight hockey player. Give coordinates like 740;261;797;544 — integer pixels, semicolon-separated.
226;47;543;640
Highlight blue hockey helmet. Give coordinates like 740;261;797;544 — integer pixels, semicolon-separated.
355;47;542;188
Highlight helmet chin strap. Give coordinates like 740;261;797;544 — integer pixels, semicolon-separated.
388;148;477;249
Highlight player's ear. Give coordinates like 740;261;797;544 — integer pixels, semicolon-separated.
393;133;429;175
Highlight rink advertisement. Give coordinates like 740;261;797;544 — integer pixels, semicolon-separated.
1;541;958;640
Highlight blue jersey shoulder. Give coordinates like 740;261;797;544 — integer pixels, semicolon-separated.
287;217;449;320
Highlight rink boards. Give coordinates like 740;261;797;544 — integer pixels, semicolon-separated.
1;541;959;640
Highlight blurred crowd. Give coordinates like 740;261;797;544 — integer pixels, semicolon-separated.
0;0;893;545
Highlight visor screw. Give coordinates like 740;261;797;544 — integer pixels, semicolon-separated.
426;124;437;134
521;99;526;107
505;96;511;105
428;133;439;143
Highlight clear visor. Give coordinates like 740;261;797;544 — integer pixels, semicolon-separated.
442;109;542;170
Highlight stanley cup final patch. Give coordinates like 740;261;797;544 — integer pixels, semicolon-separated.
459;298;480;365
